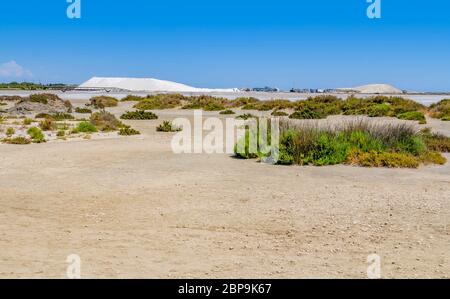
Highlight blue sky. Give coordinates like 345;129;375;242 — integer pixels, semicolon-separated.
1;0;449;91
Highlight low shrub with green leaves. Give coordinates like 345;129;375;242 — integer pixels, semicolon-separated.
420;128;450;152
35;112;74;121
89;96;119;108
271;110;289;117
234;119;447;168
236;114;257;120
39;119;57;131
429;99;450;121
219;109;236;115
397;111;427;124
90;111;122;131
121;95;145;102
27;127;46;143
75;107;92;114
133;94;184;110
120;110;158;120
182;95;231;111
119;126;141;136
72;121;98;134
6;127;15;137
2;136;31;145
156;121;182;132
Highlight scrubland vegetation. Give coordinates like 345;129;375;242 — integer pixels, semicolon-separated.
120;110;158;120
156;121;182;132
234;118;449;168
429;99;450;121
89;96;119;108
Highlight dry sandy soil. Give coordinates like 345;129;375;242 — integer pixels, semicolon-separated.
0;104;449;279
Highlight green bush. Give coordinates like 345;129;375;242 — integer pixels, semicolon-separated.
397;111;427;124
289;108;325;119
235;119;447;168
429;99;450;120
119;126;141;136
133;94;183;110
219;109;236;115
271;110;289;117
73;121;98;133
121;95;145;102
89;96;119;108
39;119;56;131
27;127;46;143
2;136;31;145
236;114;257;120
120;110;158;120
421;129;450;152
75;107;92;114
6;127;15;137
156;121;182;132
367;104;391;117
90;111;122;131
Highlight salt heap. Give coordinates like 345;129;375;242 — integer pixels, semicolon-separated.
78;77;239;93
337;84;403;94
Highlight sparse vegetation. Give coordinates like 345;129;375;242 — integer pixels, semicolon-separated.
133;94;183;110
75;107;92;114
271;110;289;117
156;121;182;132
6;127;15;137
90;111;122;131
234;119;447;168
119;126;141;136
89;96;119;108
39;119;57;131
120;110;158;120
220;109;236;115
236;114;257;120
27;127;46;143
429;99;450;121
72;121;98;134
397;111;427;124
2;136;31;145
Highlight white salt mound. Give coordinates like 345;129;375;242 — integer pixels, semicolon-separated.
79;77;238;93
337;84;403;94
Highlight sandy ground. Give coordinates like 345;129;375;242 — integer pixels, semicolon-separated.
0;104;449;279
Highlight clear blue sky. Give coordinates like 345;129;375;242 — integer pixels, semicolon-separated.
1;0;449;91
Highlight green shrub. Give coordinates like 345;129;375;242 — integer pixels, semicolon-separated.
236;114;257;120
29;94;49;104
182;95;230;110
289;108;325;119
156;121;182;132
429;99;450;120
75;107;92;114
23;118;33;125
397;111;427;124
421;129;450;152
57;130;65;137
121;95;145;102
73;121;98;133
347;150;420;168
120;110;158;120
6;127;15;137
89;96;119;108
39;119;56;131
133;94;183;110
367;104;391;117
2;136;31;145
203;102;226;111
119;126;141;136
271;110;289;117
220;109;236;115
90;111;122;131
27;127;46;143
419;151;447;165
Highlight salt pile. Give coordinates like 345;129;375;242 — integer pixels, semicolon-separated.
338;84;403;94
78;77;239;93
